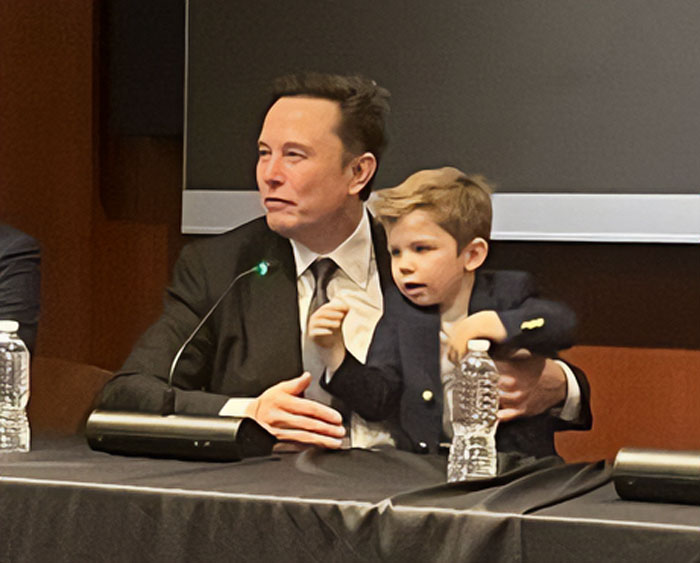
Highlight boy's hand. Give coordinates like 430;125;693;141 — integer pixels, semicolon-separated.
446;310;508;361
307;298;350;372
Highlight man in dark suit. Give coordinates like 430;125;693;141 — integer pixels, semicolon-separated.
0;223;41;353
98;73;587;449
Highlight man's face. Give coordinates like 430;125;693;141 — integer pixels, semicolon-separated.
387;209;468;310
256;96;357;246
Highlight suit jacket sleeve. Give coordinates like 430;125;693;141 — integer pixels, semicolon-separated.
322;291;406;421
98;242;231;415
473;270;577;357
98;220;302;416
0;226;41;354
553;360;592;431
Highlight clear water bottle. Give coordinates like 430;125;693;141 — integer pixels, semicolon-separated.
0;320;30;452
447;339;499;482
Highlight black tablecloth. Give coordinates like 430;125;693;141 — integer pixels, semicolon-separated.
0;438;698;562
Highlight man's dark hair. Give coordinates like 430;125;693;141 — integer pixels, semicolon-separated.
270;72;391;200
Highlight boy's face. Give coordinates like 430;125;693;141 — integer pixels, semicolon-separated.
386;209;469;310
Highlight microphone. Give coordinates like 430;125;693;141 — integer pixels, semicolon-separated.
613;447;700;505
162;259;277;415
86;260;278;462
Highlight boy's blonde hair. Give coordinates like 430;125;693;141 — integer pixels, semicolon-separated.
370;167;493;251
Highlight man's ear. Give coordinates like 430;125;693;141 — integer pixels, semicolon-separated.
347;152;377;196
462;237;489;272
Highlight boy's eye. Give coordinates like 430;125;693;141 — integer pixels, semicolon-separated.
415;245;432;253
389;248;401;257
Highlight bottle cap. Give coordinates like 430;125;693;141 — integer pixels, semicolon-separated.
0;320;19;334
467;339;490;352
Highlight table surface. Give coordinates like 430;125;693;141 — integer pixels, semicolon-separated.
1;437;699;563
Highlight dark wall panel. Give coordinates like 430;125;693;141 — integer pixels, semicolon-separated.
105;0;184;136
486;242;700;350
186;0;700;194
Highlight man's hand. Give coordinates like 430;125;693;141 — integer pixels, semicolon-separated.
307;299;350;372
495;351;567;422
245;372;346;448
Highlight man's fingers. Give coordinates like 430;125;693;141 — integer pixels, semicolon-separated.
273;429;344;449
283;395;343;425
498;389;526;406
260;397;345;441
498;407;525;422
498;374;519;392
275;408;346;437
262;388;343;425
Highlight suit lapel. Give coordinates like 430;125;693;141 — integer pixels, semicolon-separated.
403;301;442;392
243;233;303;388
371;213;443;394
369;213;394;293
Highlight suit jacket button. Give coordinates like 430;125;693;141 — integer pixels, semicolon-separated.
417;441;429;453
421;389;434;402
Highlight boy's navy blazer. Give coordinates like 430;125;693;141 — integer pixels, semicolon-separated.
325;271;592;456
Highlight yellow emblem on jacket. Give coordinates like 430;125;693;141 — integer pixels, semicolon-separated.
521;318;545;331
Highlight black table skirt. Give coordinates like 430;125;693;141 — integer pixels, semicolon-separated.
0;437;698;562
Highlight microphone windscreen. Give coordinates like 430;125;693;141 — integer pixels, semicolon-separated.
613;447;700;505
86;410;276;462
257;258;279;276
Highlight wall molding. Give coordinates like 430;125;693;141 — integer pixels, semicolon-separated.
182;191;700;243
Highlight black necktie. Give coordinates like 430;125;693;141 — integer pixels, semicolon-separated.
304;258;350;444
308;258;339;318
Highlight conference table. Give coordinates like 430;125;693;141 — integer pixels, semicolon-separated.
1;437;699;562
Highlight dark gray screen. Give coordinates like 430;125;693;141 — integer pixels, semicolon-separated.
186;0;700;194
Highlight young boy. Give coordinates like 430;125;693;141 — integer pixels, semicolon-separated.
309;167;588;456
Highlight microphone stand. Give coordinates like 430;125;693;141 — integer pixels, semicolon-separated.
86;261;277;461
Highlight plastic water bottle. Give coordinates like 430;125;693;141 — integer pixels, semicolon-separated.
447;339;499;482
0;320;30;452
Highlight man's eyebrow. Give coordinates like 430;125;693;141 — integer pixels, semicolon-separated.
282;141;314;154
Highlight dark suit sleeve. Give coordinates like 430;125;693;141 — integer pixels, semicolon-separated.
551;360;592;431
322;305;402;421
0;229;41;354
98;243;230;415
477;271;577;356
